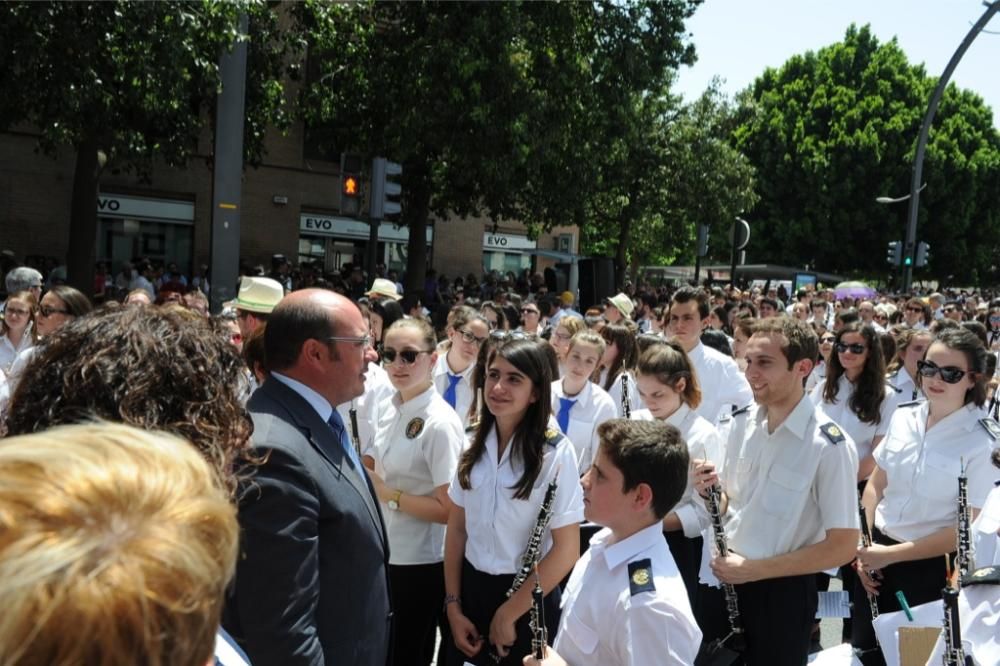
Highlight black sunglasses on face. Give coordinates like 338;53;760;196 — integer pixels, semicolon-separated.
916;359;969;384
39;305;70;317
835;342;866;354
520;308;539;315
906;306;924;313
382;348;433;365
820;336;836;344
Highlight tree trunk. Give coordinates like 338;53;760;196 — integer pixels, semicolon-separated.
66;140;100;296
614;213;632;291
403;158;431;298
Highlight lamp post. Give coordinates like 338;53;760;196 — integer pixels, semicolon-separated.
900;0;1000;292
875;183;926;205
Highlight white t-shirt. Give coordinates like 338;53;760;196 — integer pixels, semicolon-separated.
369;385;464;565
448;428;584;575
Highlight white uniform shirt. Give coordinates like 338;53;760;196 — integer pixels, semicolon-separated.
604;370;646;418
0;326;33;374
972;484;1000;568
369;385;464;565
553;523;702;666
873;402;997;543
805;361;827;395
448;428;584;575
889;366;923;404
688;341;753;423
632;404;723;538
337;362;394;454
551;379;618;475
719;395;860;560
810;375;901;461
432;352;476;428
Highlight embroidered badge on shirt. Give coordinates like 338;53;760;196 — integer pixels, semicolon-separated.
819;423;845;446
544;428;561;446
628;559;655;595
978;417;1000;441
406;418;425;439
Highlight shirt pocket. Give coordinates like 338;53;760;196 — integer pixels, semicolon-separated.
761;464;811;517
916;451;959;502
562;609;599;655
465;464;490;528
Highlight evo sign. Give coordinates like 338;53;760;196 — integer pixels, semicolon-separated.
300;214;432;243
97;194;194;223
483;232;536;251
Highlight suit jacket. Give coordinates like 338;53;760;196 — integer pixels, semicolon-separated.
224;377;392;666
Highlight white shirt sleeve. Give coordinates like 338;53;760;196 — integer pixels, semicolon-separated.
815;434;861;532
548;442;586;530
426;416;465;488
619;596;702;666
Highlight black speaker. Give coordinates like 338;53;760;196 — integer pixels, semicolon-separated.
578;257;615;311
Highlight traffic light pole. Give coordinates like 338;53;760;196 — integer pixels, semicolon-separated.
902;0;999;292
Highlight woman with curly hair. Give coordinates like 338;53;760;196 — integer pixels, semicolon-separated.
5;303;253;496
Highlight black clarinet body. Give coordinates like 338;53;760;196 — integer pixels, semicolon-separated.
348;406;362;456
621;372;631;419
529;564;547;659
705;483;745;652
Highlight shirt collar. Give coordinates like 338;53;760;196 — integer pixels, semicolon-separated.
687;341;705;360
665;403;693;429
436;351;473;379
271;371;333;423
393;383;437;415
595;522;664;571
555;377;592;403
755;392;813;439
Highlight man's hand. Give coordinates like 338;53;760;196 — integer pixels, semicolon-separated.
523;646;567;666
710;552;761;585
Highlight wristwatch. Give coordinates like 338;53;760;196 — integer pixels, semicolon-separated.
388;489;402;511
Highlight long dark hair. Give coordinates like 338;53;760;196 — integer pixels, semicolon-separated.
457;338;553;500
822;322;886;425
596;322;638;391
917;327;988;407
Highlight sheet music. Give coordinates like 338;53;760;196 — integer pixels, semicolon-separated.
815;590;852;618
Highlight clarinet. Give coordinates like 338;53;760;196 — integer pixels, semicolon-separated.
348;406;362;456
704;483;745;652
507;472;559;598
621;372;631;419
941;586;971;666
956;459;972;581
529;563;547;659
857;494;880;624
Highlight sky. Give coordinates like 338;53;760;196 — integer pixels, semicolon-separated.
674;0;1000;128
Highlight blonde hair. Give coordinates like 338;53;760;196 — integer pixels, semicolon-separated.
555;316;585;339
568;330;606;358
0;423;238;666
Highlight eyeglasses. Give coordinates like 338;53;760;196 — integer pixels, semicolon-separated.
916;360;969;384
835;342;866;355
490;330;536;343
520;308;539;315
325;334;373;349
943;307;956;313
382;348;432;365
4;307;31;317
456;328;488;345
38;305;70;317
905;306;925;313
820;336;836;344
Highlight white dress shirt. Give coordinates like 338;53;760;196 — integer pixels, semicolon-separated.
632;404;722;538
810;375;902;462
448;428;584;575
553;522;701;666
873;402;997;543
0;325;33;374
337;362;394;454
718;395;860;560
432;352;476;428
972;484;1000;569
687;341;753;423
369;385;464;565
551;379;618;475
889;366;923;404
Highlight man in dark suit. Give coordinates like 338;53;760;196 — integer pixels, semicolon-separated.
224;289;391;666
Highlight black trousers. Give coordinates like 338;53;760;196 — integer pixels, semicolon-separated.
851;527;953;666
664;530;703;613
444;559;561;666
699;574;817;666
389;562;444;666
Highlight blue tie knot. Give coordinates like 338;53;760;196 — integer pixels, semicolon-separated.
443;373;463;409
557;396;577;433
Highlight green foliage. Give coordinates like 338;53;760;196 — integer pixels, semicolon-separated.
733;24;1000;284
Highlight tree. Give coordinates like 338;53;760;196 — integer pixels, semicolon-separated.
732;24;1000;283
0;1;298;292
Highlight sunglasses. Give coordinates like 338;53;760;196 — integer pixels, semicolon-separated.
456;328;488;345
835;342;866;355
382;348;432;365
916;359;969;384
38;305;70;317
520;308;539;315
905;306;925;313
820;336;836;344
490;330;536;343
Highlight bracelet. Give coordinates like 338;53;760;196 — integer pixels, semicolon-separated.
443;594;461;611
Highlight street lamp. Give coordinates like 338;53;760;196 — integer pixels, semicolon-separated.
875;183;926;204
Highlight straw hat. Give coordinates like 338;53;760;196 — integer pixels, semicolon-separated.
366;278;402;300
223;276;285;314
604;293;635;318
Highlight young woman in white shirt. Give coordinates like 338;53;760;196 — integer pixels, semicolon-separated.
434;306;490;428
363;318;465;666
0;290;37;374
550;331;617;475
886;327;933;403
595;322;642;417
632;340;723;607
444;338;583;666
806;329;835;394
853;328;997;665
548;316;585;379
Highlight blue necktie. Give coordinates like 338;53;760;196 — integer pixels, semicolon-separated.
327;410;363;471
443;373;463;409
557;397;577;434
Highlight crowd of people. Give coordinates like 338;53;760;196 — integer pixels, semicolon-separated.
0;253;998;666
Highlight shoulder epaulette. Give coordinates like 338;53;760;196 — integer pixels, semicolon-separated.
961;566;1000;587
819;423;845;446
886;383;903;394
897;400;922;409
628;559;655;595
731;404;753;417
978;418;1000;441
544;428;561;447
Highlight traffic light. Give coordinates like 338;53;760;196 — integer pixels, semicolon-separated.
371;157;402;219
886;241;902;266
915;241;930;268
340;153;362;217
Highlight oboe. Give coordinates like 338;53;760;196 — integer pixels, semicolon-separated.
941;586;971;666
857;494;880;625
348;406;362;456
507;472;559;598
956;459;972;581
704;483;745;652
529;563;547;659
621;373;631;418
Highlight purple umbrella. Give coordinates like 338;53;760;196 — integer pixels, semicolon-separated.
834;281;877;300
